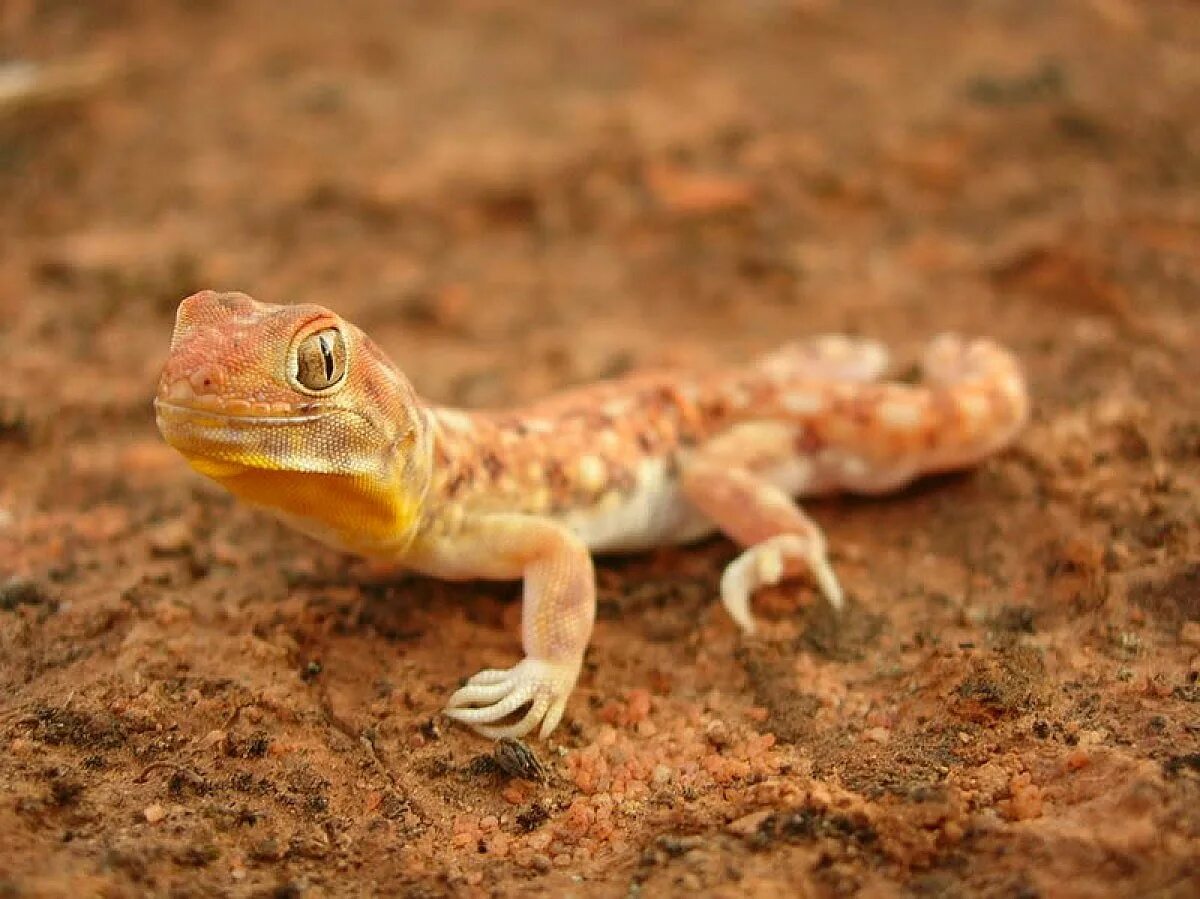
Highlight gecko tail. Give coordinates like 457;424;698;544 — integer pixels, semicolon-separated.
755;335;890;384
893;333;1029;479
766;333;1030;497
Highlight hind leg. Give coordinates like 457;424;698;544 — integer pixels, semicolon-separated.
680;422;844;635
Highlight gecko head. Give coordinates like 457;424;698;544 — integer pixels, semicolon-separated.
154;290;432;553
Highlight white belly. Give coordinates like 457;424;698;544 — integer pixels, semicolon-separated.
557;458;713;554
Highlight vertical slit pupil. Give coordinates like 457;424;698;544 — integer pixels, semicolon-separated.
319;334;334;382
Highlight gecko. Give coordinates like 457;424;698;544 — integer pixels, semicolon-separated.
154;290;1029;740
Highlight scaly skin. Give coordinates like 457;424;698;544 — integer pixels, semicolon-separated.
155;290;1030;739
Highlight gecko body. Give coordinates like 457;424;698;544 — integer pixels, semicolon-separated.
155;291;1029;739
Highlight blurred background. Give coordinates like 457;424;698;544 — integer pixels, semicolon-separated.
3;0;1195;411
1;2;1198;896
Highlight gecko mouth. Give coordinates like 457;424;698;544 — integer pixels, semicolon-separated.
154;400;335;477
153;399;333;428
154;399;385;480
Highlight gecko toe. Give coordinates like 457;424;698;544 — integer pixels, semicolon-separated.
478;693;550;741
446;680;514;709
719;554;760;635
470;715;541;741
538;696;568;740
444;683;535;724
812;558;845;613
463;668;513;686
443;658;579;740
720;533;845;632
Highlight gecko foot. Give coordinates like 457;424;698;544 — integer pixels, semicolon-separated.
720;534;845;635
444;657;580;739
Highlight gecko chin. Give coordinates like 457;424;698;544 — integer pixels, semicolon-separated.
208;466;420;556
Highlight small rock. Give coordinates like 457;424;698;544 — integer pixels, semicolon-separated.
657;835;705;857
0;576;52;610
1180;621;1200;649
645;163;756;217
515;801;549;832
864;727;892;744
728;809;772;837
1065;749;1090;771
501;784;527;804
144;803;166;824
704;720;730;749
201;729;226;749
148;519;191;556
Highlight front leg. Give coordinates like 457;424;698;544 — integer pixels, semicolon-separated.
407;512;595;739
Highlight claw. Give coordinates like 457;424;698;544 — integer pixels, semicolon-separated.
811;556;844;612
720;533;845;634
719;553;760;635
539;696;568;739
442;657;580;740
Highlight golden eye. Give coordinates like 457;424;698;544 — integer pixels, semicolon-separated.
294;328;346;391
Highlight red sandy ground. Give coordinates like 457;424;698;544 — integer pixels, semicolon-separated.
1;1;1198;896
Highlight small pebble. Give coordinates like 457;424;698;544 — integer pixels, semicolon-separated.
1180;621;1200;649
143;803;166;824
704;720;731;749
1065;749;1090;771
0;576;51;610
501;784;527;804
728;809;772;836
148;519;191;556
864;727;891;744
202;729;226;748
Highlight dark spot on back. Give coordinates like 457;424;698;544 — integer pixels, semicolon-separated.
482;451;504;480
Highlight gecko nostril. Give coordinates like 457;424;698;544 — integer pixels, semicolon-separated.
189;364;226;395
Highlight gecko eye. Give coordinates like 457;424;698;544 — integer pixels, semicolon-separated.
294;328;347;392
